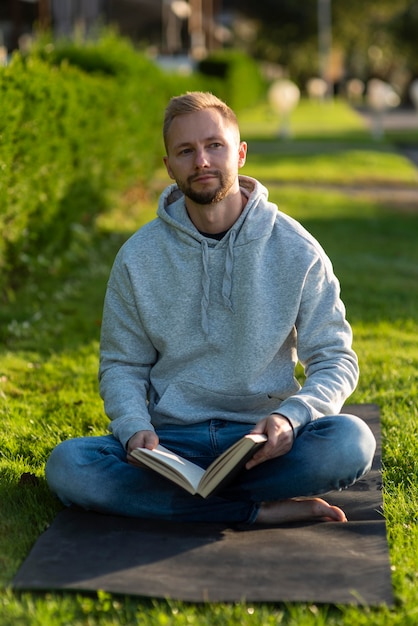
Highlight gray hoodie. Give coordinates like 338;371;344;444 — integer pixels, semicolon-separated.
99;176;358;448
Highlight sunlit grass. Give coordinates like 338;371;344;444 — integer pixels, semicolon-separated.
238;97;418;145
1;98;417;624
239;98;418;185
242;145;417;185
238;98;369;140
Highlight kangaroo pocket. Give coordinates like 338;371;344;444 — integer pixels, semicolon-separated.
151;380;284;423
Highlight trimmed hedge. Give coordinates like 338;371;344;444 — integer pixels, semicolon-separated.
0;34;194;295
0;33;263;296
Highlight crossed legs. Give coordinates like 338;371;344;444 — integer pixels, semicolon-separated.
45;414;376;524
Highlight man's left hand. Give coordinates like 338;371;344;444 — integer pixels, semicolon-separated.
246;413;294;469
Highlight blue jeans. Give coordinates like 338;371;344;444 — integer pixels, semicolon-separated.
45;415;376;524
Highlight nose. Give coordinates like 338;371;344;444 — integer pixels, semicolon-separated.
194;148;209;168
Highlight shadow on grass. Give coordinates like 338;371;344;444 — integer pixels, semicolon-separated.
0;229;127;354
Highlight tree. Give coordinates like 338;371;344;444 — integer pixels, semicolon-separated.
390;1;418;76
224;0;413;93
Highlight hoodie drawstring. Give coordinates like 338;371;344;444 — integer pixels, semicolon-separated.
200;231;235;335
200;239;210;335
222;230;235;312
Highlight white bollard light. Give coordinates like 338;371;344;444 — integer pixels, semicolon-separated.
268;79;300;139
367;78;400;140
306;77;328;101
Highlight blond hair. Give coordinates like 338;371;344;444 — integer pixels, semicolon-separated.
163;91;239;149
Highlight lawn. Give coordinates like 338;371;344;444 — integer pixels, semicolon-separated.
1;99;417;625
238;99;418;186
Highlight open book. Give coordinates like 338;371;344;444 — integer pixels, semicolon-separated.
130;433;267;498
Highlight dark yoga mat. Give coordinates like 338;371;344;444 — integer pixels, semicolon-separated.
13;404;394;605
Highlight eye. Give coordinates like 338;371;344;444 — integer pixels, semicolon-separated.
209;142;222;149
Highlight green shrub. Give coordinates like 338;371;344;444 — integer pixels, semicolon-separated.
0;31;260;297
0;33;203;296
198;49;266;111
36;30;140;77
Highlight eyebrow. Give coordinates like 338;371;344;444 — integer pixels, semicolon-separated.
172;135;222;151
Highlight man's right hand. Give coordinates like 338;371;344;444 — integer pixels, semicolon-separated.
126;430;159;466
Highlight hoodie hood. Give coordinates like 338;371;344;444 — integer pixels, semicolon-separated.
156;176;276;334
157;175;272;242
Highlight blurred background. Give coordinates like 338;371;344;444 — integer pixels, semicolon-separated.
1;0;418;299
1;0;418;105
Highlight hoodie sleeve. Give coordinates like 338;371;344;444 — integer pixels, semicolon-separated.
276;252;359;436
99;254;157;448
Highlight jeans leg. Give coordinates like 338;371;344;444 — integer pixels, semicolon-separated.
45;431;258;524
223;414;376;502
45;414;376;523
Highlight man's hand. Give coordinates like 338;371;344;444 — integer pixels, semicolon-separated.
246;413;294;469
126;430;159;467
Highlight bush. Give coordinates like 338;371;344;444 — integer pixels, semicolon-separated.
198;49;266;111
0;32;202;296
0;31;262;297
0;55;111;289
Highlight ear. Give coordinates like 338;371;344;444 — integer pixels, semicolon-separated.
163;156;175;180
238;141;247;169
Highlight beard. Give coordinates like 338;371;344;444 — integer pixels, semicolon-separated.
177;170;235;205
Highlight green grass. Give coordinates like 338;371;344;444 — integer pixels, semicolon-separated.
242;144;417;186
239;99;418;186
1;99;418;624
238;99;370;140
238;100;418;186
238;98;418;144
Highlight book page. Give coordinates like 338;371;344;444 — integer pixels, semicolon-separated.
132;434;267;498
134;445;205;493
198;434;267;497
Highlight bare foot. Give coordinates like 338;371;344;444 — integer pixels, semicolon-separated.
255;497;347;524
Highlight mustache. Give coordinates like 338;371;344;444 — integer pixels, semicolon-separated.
188;170;221;183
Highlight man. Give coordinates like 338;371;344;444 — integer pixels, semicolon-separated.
46;92;376;524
